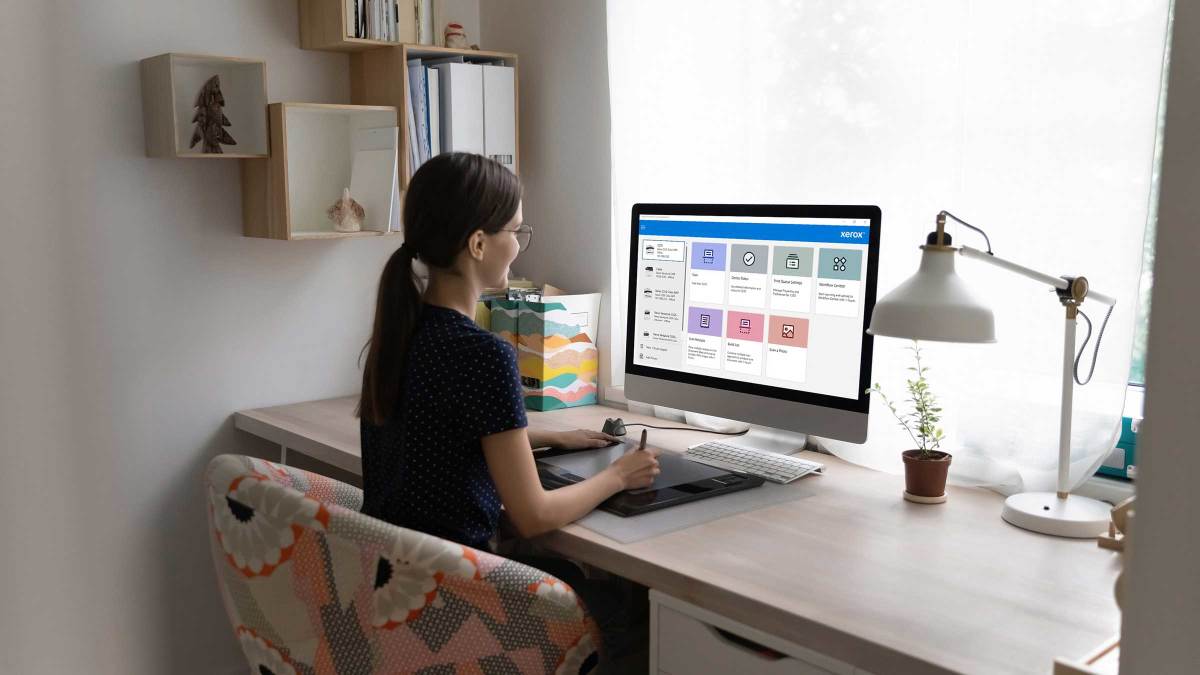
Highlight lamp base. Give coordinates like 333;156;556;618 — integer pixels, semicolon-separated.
1001;492;1111;538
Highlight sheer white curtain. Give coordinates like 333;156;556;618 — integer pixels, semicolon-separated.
607;0;1170;493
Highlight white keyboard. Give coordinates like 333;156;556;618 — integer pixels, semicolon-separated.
684;441;824;484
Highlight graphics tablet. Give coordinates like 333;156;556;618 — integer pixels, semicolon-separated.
535;440;764;517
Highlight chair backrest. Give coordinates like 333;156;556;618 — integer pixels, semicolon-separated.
205;454;600;674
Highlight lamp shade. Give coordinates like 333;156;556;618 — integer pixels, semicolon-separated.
868;248;997;343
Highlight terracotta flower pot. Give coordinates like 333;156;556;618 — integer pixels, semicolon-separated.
902;450;952;503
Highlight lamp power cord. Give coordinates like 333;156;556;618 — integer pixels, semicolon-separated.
1075;303;1114;386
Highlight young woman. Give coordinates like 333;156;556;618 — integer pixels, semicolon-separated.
358;151;659;579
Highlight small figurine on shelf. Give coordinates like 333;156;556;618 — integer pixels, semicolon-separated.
444;23;469;49
327;188;365;233
189;75;237;154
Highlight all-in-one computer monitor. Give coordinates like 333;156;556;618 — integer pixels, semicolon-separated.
625;203;881;449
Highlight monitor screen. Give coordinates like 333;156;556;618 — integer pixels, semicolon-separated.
626;204;881;415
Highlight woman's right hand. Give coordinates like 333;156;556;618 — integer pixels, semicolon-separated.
607;447;662;490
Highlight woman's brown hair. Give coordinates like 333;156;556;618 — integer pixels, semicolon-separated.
359;153;522;425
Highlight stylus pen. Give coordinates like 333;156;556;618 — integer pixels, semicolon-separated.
637;429;648;451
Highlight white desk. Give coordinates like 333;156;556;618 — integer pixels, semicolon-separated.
234;396;1122;674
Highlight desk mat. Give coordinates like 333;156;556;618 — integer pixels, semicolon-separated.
574;478;819;544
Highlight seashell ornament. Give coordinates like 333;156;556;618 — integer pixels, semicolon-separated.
327;187;365;233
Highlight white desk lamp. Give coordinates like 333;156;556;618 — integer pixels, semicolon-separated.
868;211;1117;538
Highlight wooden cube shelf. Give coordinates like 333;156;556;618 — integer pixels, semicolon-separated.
299;0;417;52
241;103;402;240
350;44;519;188
140;53;268;158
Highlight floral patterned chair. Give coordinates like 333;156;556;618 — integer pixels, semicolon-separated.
205;454;600;674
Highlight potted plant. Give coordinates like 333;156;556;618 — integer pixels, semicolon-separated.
867;342;952;504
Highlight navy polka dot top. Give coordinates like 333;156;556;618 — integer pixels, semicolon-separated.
361;303;528;550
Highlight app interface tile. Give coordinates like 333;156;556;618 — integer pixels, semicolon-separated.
634;214;871;400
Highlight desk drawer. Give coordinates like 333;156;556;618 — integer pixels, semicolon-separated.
653;591;853;675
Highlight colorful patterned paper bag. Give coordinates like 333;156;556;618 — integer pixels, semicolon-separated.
491;293;601;410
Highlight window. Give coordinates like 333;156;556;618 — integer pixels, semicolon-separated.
1129;225;1155;386
1129;15;1173;387
608;1;1173;490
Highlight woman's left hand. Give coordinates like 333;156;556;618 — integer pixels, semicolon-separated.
548;428;620;450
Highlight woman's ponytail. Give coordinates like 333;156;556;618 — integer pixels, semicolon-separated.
358;153;522;425
359;242;422;425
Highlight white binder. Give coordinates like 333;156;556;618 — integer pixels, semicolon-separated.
432;62;484;155
482;64;516;171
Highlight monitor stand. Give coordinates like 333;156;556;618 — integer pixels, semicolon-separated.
736;425;809;455
686;414;809;455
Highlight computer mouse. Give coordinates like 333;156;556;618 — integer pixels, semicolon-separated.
602;417;627;437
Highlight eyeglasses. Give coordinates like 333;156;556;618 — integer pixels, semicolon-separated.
501;223;534;252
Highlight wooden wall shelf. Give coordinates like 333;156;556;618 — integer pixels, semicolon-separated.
350;44;519;188
140;53;268;158
146;11;521;241
298;0;416;52
241;103;401;240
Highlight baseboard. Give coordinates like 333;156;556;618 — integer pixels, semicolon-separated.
1076;475;1136;505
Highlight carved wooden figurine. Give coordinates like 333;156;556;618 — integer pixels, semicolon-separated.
1097;496;1135;552
190;75;237;154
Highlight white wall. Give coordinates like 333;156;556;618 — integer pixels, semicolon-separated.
1121;1;1200;671
478;0;615;393
0;2;396;672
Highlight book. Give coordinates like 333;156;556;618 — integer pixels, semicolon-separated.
407;59;432;166
427;67;441;157
432;0;446;46
404;78;420;179
422;67;432;157
417;0;434;44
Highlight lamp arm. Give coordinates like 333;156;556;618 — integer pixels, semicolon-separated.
958;245;1117;307
919;213;1120;505
957;244;1118;497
